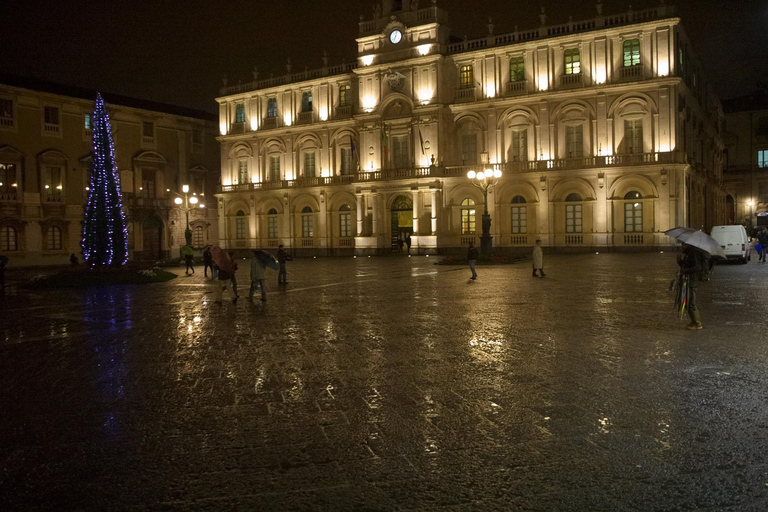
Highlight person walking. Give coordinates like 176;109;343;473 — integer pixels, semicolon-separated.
532;239;546;277
758;227;768;263
277;245;292;285
678;243;706;330
467;242;478;280
228;251;239;297
203;247;214;277
249;251;269;302
183;245;195;275
214;264;238;304
69;253;79;267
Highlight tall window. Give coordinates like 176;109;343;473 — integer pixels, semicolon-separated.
47;226;62;250
511;196;527;234
340;147;353;175
566;125;584;158
238;160;248;184
301;92;313;113
565;193;583;233
44;106;59;126
142;121;154;139
193;225;204;246
141;169;156;198
460;65;474;89
192;129;202;148
564;49;581;75
758;150;768;168
46;167;62;195
235;103;245;123
509;56;525;82
511;129;527;161
625;119;643;154
339;204;352;237
301;206;314;238
0;164;15;193
235;210;246;239
339;85;350;106
623;39;641;67
462;133;478;164
269;155;281;181
624;191;643;232
0;99;12;124
303;152;316;177
0;226;17;251
461;198;476;234
84;114;92;130
267;98;278;118
392;135;408;168
267;208;279;238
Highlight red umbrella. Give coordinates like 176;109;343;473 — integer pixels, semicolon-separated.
211;246;232;273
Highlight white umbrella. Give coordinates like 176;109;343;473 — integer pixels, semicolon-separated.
664;227;727;258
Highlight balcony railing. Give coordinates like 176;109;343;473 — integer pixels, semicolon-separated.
0;117;13;128
560;73;583;87
620;65;644;81
44;123;60;134
624;234;644;245
510;235;528;245
297;111;313;124
219;152;687;193
300;238;314;247
455;88;476;103
338;238;354;248
43;194;63;203
229;122;246;134
0;191;18;202
506;81;527;95
261;117;278;130
565;235;584;245
335;105;352;119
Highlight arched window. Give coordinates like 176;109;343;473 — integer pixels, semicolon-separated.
301;206;314;238
511;196;527;234
193;225;204;247
624;191;643;232
565;193;582;233
339;204;352;238
0;226;17;251
235;210;247;239
267;208;278;239
47;226;62;250
461;198;476;234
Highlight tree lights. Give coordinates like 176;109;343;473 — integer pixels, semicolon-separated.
81;94;129;267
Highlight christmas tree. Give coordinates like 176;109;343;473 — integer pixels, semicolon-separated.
81;94;129;266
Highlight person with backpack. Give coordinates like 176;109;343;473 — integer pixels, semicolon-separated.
678;243;708;330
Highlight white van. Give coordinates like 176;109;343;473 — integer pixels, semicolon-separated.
710;225;751;263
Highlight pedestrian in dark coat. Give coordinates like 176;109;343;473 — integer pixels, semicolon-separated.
679;243;705;330
203;248;214;277
758;228;768;263
277;245;292;284
467;242;478;280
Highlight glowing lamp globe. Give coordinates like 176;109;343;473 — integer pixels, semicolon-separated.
493;169;502;179
182;185;189;193
174;197;183;205
484;169;493;178
189;196;198;205
467;170;476;179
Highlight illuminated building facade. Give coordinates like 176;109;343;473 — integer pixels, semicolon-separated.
216;1;725;255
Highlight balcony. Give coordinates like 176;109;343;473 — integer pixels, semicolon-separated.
454;88;476;103
261;117;278;130
229;122;246;135
297;111;313;125
43;122;60;134
624;234;644;245
510;235;528;245
300;238;314;247
1;116;14;128
620;65;643;81
43;193;64;204
335;105;353;119
506;81;527;95
560;73;583;87
338;237;354;248
565;235;584;245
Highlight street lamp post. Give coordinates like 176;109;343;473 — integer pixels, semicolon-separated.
173;184;203;246
467;155;502;256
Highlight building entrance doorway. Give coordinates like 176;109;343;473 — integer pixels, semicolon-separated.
142;215;164;260
390;195;413;252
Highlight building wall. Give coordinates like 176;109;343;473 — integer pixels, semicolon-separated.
0;84;220;267
215;4;725;254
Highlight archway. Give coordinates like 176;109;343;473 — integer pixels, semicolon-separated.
390;195;413;252
142;215;164;260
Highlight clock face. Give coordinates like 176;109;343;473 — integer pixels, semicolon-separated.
389;30;402;44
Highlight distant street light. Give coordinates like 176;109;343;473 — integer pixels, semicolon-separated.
172;185;204;246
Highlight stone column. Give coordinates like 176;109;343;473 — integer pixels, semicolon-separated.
430;188;438;234
356;193;364;236
411;189;420;234
371;193;379;236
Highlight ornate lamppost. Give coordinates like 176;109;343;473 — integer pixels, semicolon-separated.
467;156;502;256
173;184;204;246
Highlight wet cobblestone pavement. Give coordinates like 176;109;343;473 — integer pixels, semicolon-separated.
2;253;768;511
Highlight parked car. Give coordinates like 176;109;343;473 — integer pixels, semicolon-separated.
710;225;751;263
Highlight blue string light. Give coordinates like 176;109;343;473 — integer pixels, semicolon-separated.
81;94;129;266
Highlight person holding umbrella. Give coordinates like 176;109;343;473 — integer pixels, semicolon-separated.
665;227;723;330
249;249;278;302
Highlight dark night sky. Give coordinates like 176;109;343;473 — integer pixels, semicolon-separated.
1;0;766;114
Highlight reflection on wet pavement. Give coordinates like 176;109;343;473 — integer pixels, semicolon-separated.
1;253;768;510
